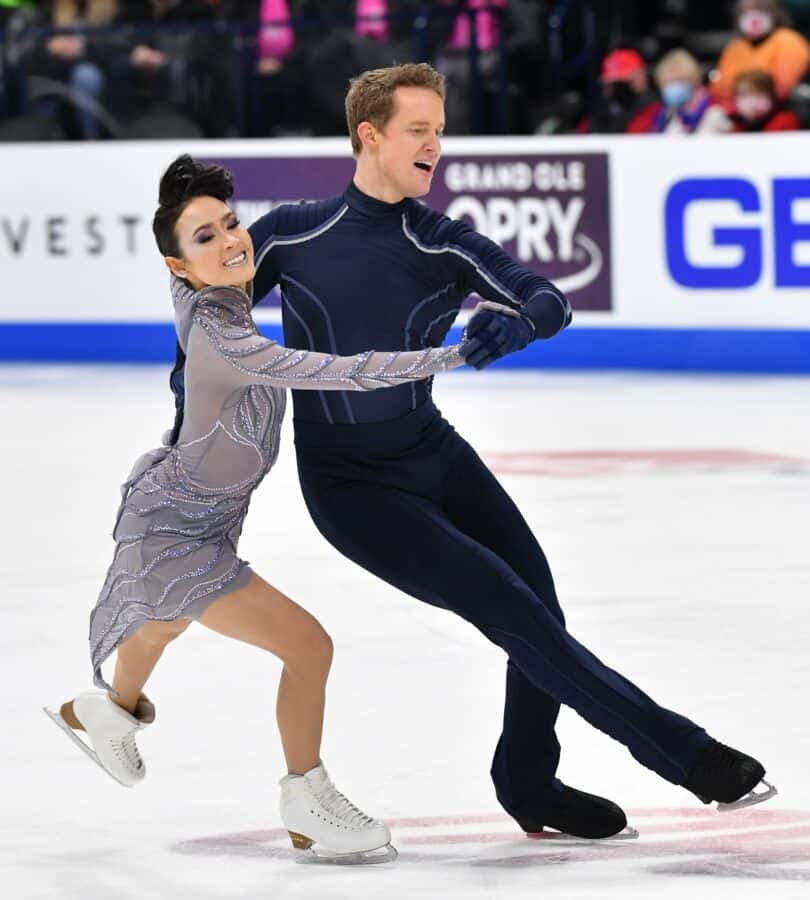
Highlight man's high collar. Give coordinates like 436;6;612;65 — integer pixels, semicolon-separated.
345;181;410;218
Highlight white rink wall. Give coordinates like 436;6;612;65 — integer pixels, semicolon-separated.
2;134;810;370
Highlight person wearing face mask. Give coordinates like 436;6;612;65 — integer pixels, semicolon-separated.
652;49;732;134
577;48;661;134
711;0;810;103
730;68;801;130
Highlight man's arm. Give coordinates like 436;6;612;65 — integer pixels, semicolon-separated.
247;207;284;306
409;206;572;339
408;206;572;368
248;197;346;307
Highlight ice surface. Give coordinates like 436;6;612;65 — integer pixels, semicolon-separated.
2;366;809;899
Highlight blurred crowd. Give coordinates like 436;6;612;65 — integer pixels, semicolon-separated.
576;0;809;136
0;0;808;140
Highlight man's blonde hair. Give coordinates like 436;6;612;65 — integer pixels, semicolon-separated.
345;63;446;155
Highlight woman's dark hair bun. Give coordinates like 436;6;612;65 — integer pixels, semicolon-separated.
153;154;235;257
158;154;198;208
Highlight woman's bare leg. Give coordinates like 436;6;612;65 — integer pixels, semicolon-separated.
198;573;333;775
110;619;191;713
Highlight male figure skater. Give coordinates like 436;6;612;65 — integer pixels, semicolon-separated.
171;63;773;839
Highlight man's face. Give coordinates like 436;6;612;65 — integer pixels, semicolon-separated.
371;86;445;199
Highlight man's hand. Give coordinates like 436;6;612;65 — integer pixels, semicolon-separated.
460;301;534;369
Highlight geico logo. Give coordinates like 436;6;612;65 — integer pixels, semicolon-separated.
665;177;810;288
445;195;585;263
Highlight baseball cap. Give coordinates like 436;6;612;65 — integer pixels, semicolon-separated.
601;49;646;83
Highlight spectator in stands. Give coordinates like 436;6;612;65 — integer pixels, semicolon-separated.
256;0;293;74
252;0;394;136
254;0;394;134
436;0;508;133
27;0;118;139
274;1;459;136
252;0;299;135
577;48;660;134
355;0;388;42
109;0;242;137
0;1;33;120
729;68;802;130
711;0;810;102
651;48;732;134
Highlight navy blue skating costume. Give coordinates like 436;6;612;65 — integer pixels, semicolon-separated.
176;181;712;824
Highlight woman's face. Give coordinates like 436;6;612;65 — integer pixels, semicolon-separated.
738;1;775;39
735;88;774;121
165;195;255;290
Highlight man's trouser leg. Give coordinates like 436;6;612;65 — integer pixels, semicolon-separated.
440;439;566;820
298;452;710;802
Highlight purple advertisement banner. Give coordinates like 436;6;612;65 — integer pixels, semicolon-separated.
210;152;612;312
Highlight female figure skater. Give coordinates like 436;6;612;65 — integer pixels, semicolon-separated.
45;155;465;864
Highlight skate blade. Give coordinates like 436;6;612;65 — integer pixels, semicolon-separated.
526;825;639;843
295;843;398;866
717;779;778;812
42;706;133;789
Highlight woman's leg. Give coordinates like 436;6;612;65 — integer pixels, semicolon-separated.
198;573;333;775
110;618;191;713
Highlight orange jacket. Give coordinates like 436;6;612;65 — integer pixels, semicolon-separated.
711;27;810;100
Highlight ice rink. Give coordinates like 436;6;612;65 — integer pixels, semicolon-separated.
3;365;809;900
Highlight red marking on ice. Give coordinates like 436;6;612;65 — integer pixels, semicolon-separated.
173;807;810;879
485;449;808;477
388;813;507;828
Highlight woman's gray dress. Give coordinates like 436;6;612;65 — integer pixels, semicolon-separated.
89;278;462;688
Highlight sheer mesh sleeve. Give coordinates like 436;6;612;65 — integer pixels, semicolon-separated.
189;303;463;392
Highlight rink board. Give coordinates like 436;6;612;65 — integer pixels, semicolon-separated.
2;321;809;372
4;134;810;371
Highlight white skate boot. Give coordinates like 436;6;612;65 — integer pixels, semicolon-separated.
44;691;155;788
279;762;397;865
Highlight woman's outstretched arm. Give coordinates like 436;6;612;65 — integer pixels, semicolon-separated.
189;302;464;393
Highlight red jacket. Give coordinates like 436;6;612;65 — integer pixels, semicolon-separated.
626;101;663;133
732;108;801;132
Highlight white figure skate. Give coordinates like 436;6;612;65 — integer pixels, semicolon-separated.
44;691;155;788
279;763;397;864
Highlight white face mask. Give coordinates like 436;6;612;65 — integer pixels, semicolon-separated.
735;92;773;120
739;10;774;39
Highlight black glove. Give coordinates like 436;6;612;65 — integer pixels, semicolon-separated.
460;305;535;369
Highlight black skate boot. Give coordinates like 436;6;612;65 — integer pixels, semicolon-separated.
516;783;637;841
684;739;776;811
